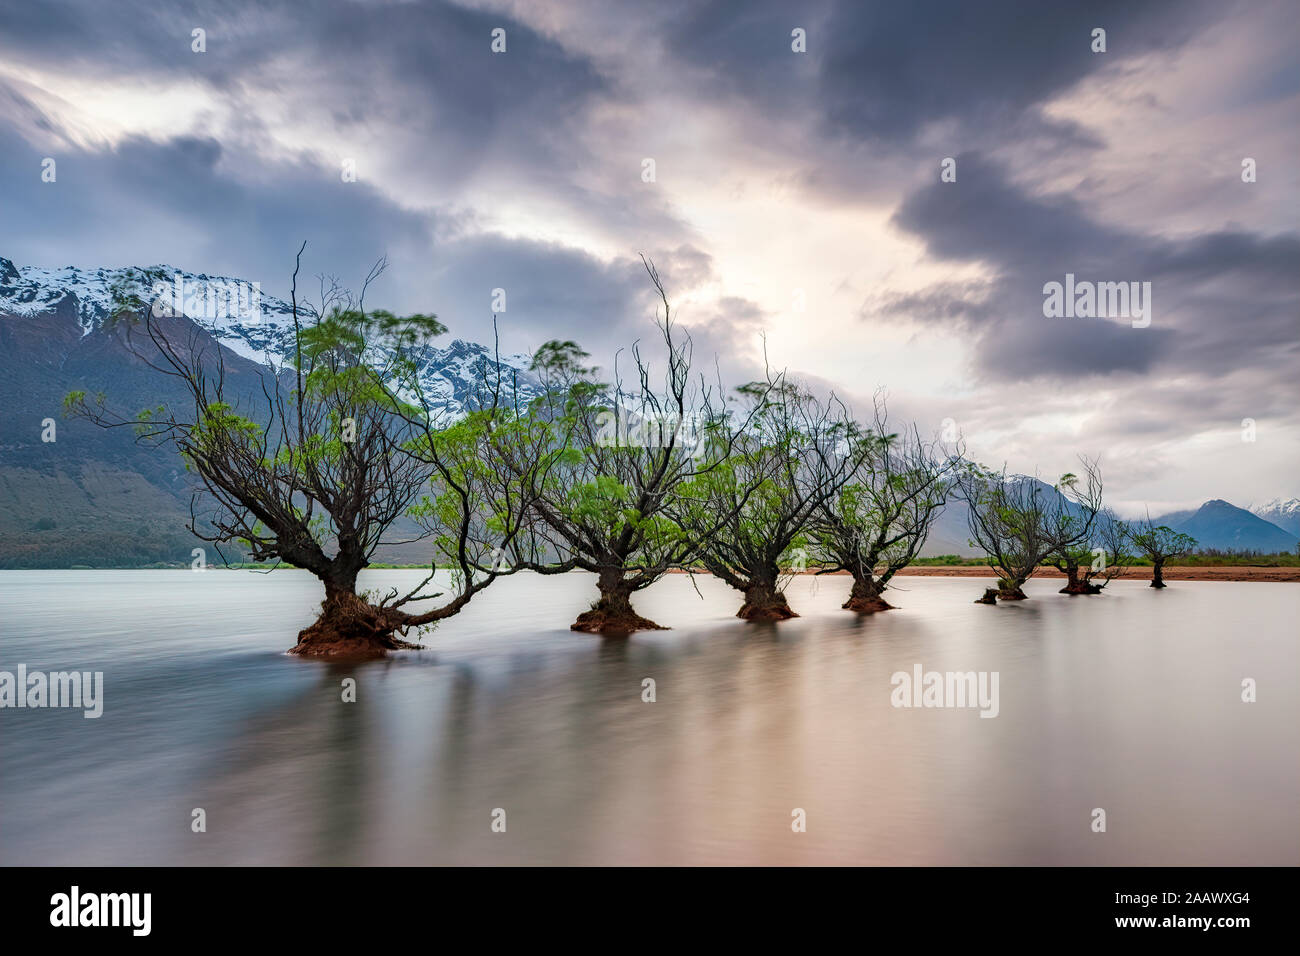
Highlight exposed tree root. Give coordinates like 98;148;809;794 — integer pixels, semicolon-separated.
843;576;894;614
1059;580;1104;595
571;591;666;635
843;594;894;613
288;591;424;659
737;601;798;621
570;608;666;634
736;584;797;621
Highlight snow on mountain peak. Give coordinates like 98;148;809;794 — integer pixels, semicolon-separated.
0;258;293;344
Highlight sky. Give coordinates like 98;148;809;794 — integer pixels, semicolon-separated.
1;0;1296;513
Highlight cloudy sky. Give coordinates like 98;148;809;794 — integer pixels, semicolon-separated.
1;0;1296;513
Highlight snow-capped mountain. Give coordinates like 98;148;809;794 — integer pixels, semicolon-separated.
0;256;540;417
1252;497;1300;537
0;256;546;568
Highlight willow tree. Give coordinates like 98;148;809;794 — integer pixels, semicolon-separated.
1130;518;1196;588
1047;508;1134;594
66;249;539;657
1091;511;1136;590
813;396;956;613
674;377;860;621
517;258;747;633
956;458;1103;603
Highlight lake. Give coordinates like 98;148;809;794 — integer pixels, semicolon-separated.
1;569;1296;865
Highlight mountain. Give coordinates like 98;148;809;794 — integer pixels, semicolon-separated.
1157;499;1298;553
0;258;541;406
0;256;539;568
918;501;974;557
1252;497;1300;537
920;483;1299;558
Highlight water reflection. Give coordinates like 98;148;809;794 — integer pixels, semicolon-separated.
1;569;1297;864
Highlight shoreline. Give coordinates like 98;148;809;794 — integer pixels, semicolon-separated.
667;566;1300;583
851;565;1300;583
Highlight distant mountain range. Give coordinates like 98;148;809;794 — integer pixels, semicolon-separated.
920;492;1299;557
1154;499;1299;553
1;257;1296;567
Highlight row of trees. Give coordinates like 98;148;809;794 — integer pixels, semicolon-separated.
65;253;1195;657
959;458;1198;603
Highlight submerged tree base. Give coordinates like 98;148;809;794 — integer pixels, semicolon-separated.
571;596;666;635
288;592;423;659
997;586;1029;600
737;602;798;621
843;594;894;614
1059;581;1104;595
843;576;894;614
737;585;797;621
974;588;999;605
289;630;423;659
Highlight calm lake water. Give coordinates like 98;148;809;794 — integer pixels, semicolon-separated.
1;569;1296;865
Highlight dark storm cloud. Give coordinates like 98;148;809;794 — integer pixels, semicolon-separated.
427;234;650;348
814;0;1211;144
0;95;751;369
0;0;714;340
893;153;1121;272
425;236;768;372
0;0;615;194
663;0;1218;148
0;0;726;355
877;153;1299;384
0;114;431;287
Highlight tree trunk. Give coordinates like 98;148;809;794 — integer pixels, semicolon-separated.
1150;559;1166;588
737;575;797;621
1059;564;1101;595
974;587;999;605
572;567;665;634
843;572;894;613
289;574;421;659
997;577;1028;600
